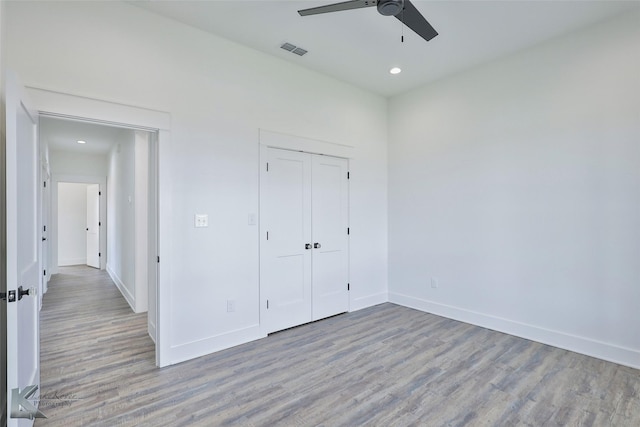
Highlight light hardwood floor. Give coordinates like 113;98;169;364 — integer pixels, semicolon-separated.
36;266;639;426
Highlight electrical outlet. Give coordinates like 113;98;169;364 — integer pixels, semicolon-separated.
431;277;439;289
227;299;236;313
194;214;208;228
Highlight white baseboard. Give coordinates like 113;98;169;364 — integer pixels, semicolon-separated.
166;325;264;366
389;292;640;370
58;258;86;266
163;291;389;367
106;264;135;312
350;291;388;312
148;321;157;344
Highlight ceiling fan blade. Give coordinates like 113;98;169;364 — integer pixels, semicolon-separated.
298;0;377;17
395;0;438;42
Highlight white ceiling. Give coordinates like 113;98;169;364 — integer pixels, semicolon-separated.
130;0;639;97
41;117;124;155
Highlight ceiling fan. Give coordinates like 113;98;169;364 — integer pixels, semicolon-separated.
298;0;438;42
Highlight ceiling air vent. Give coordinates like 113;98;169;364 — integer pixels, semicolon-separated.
280;42;308;56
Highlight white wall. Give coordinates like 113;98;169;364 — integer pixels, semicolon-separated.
107;135;136;310
106;129;149;314
388;12;640;368
49;150;108;177
6;1;388;365
57;182;88;266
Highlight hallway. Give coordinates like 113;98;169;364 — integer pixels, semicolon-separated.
37;266;155;426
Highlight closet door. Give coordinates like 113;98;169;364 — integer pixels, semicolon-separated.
261;148;313;333
311;155;349;320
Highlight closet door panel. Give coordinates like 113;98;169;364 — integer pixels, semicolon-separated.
311;155;349;320
261;148;312;333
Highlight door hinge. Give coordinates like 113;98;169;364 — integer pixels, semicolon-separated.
43;225;46;232
43;269;46;276
266;299;269;309
347;171;350;179
266;162;269;172
99;221;101;226
347;227;350;235
99;191;102;196
98;252;101;257
266;231;269;240
43;181;47;188
347;283;350;291
157;256;160;263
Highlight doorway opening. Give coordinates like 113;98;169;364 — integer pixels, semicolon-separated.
27;84;171;367
56;181;102;269
39;114;160;354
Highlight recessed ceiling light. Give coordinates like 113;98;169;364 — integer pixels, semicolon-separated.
390;67;402;75
77;140;86;144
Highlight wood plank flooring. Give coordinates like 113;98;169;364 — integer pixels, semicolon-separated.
36;266;639;426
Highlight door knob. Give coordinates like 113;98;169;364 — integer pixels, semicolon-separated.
17;286;32;301
314;242;321;249
305;243;312;250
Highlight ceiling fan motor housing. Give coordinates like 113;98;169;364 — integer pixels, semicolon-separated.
377;0;404;16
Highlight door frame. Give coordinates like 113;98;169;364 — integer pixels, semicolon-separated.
52;177;106;273
40;156;50;300
27;86;172;367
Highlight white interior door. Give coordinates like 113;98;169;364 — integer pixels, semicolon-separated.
311;155;349;320
86;184;100;268
5;71;42;425
260;147;350;334
261;148;312;334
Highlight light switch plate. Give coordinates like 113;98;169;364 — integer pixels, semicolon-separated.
195;214;208;228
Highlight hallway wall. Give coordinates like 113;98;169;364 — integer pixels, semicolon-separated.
106;133;139;312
